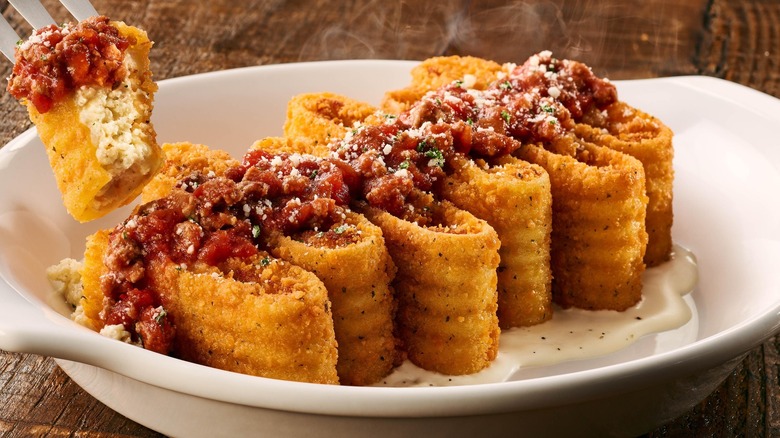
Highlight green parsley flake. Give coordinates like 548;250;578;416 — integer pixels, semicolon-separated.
501;110;511;124
398;160;411;170
417;139;434;152
333;225;348;234
252;224;262;238
424;148;445;167
154;308;168;325
500;81;513;90
260;257;271;267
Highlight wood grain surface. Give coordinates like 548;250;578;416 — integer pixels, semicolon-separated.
1;0;779;436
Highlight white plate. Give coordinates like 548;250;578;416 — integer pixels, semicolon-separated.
1;61;780;437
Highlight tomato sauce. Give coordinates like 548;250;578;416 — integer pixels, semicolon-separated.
7;16;132;113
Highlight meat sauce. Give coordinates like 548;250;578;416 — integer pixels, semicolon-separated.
325;51;616;223
101;150;359;354
7;16;132;113
511;50;618;121
399;50;617;147
331;118;471;220
99;50;616;355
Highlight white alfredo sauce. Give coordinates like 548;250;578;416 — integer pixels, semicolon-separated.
376;245;699;387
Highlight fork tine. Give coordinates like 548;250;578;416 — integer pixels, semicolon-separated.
7;0;56;30
2;0;100;63
59;0;98;21
0;17;20;62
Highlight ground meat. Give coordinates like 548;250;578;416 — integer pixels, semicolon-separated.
363;174;415;217
135;306;176;355
330;118;471;211
400;78;572;149
7;16;133;113
510;50;618;121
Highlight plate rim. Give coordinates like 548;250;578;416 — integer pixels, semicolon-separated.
1;60;779;418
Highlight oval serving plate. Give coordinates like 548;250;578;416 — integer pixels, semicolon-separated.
1;61;780;437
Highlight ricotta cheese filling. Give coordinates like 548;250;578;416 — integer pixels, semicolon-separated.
76;51;155;178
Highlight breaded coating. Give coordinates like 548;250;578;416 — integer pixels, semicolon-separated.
442;155;553;327
249;136;305;155
381;56;506;114
284;91;555;326
359;194;501;375
384;55;673;267
270;212;401;386
23;22;162;222
252;136;402;384
141;142;238;202
517;137;648;310
80;231;110;328
283;92;381;156
81;230;339;384
577;102;674;266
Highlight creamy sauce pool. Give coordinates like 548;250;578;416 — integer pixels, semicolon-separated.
376;244;698;387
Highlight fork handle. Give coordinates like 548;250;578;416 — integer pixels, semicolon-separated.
59;0;99;21
7;0;56;29
0;17;19;61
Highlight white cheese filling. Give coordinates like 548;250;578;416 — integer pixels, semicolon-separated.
75;52;154;177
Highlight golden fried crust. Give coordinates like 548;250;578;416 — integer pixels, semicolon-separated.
151;256;338;384
80;230;110;330
283;92;381;156
386;55;674;266
142;138;401;384
80;230;339;384
517;138;648;310
359;196;501;375
576;102;674;266
30;98;112;221
381;56;505;115
141;142;238;203
269;212;401;386
28;22;162;222
249;136;304;155
282;91;555;327
443;155;553;327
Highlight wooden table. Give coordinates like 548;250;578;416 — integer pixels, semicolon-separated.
1;0;778;436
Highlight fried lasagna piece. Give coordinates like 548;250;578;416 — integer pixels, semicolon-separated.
80;215;339;384
380;53;670;310
7;16;163;222
141;140;402;385
384;53;673;267
285;91;554;328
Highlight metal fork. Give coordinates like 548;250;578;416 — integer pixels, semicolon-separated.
1;0;98;61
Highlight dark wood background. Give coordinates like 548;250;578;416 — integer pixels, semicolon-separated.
1;0;779;436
